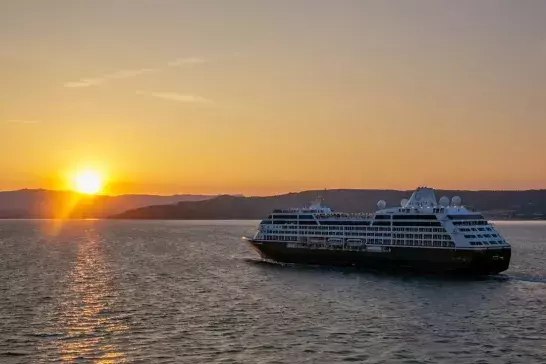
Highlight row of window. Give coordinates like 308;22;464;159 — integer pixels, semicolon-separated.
268;213;488;221
314;214;371;219
260;230;452;240
265;217;489;227
263;226;446;232
346;226;389;231
261;235;298;241
393;221;442;227
464;234;499;239
372;221;391;226
360;239;454;247
320;220;443;227
269;214;297;219
262;235;508;248
262;220;446;227
350;240;455;247
318;220;370;226
269;225;380;230
392;214;438;220
447;214;484;220
393;227;447;233
261;226;446;233
268;214;317;219
263;224;399;230
262;231;380;236
453;221;488;226
393;233;451;240
469;241;504;246
299;221;319;225
260;220;305;225
270;237;456;248
459;227;493;232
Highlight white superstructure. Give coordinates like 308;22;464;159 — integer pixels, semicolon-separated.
252;187;510;251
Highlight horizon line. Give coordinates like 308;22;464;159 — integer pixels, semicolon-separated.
2;186;546;198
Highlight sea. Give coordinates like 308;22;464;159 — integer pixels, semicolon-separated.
0;220;545;363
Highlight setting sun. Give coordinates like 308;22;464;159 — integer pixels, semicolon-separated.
73;170;104;195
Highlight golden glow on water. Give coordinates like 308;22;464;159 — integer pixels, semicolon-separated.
42;193;90;236
56;227;127;362
96;346;127;364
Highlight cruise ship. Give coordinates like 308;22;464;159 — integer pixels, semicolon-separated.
243;187;511;275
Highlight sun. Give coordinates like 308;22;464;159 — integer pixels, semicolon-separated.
73;170;104;195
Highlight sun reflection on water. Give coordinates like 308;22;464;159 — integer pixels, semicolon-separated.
55;227;128;362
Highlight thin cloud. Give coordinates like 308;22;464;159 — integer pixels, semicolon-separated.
167;57;208;67
64;68;159;88
63;78;106;88
109;68;158;79
136;91;214;104
64;57;207;88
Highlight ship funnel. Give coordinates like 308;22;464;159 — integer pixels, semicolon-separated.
405;187;437;208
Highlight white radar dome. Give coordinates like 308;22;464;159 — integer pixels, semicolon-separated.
400;198;408;207
439;196;450;207
451;196;462;206
377;200;387;209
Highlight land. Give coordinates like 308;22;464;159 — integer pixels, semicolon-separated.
110;189;546;220
0;189;220;218
1;188;544;220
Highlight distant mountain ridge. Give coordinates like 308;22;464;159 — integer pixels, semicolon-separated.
111;189;546;220
0;189;229;218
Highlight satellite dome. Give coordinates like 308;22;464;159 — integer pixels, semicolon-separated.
452;196;462;206
377;200;387;209
439;196;450;207
400;198;408;207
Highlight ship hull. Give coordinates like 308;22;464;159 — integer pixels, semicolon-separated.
246;239;511;275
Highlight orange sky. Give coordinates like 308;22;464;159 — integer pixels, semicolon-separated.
1;1;545;196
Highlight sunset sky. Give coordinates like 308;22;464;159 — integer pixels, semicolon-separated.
1;0;545;196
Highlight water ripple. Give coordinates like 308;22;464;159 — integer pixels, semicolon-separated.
0;220;545;363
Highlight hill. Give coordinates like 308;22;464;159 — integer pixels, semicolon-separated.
110;189;546;220
0;189;221;218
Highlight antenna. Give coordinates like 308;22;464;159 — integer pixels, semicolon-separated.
310;193;322;209
317;188;327;205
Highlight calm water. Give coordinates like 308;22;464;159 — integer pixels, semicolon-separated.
1;220;545;364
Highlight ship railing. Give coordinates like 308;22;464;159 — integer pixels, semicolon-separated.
315;213;373;219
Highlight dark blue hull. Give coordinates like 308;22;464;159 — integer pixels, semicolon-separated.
246;240;511;275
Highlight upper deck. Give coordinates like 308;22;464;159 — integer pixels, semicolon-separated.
266;187;481;221
254;187;509;249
